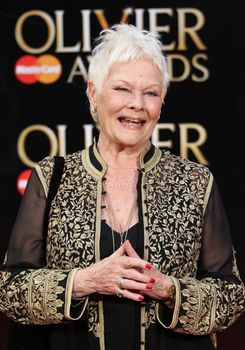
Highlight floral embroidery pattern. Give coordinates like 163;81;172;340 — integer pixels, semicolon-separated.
145;152;209;277
41;153;98;271
87;299;100;336
39;152;100;333
0;268;67;324
151;152;245;336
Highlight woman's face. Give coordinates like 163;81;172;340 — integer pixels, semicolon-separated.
88;59;165;150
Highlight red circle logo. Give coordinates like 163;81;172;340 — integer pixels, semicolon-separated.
14;55;37;84
15;55;62;84
17;169;32;195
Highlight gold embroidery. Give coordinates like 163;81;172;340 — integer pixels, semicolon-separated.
0;268;68;324
143;150;244;338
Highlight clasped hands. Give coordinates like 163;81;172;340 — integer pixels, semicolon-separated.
72;240;174;304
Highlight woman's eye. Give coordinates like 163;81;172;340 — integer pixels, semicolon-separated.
146;91;158;96
114;87;129;92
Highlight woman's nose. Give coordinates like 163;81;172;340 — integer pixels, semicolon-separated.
128;92;145;111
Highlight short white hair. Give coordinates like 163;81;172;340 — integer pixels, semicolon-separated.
87;23;169;121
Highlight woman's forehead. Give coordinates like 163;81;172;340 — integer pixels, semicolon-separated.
107;60;162;84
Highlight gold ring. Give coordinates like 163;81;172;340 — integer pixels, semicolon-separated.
116;288;124;298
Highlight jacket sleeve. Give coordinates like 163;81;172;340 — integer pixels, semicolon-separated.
156;178;245;335
0;157;88;325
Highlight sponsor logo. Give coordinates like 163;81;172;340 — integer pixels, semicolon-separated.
17;169;32;195
15;54;62;84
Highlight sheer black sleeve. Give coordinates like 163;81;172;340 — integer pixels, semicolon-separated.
197;179;239;283
0;164;87;324
5;169;47;269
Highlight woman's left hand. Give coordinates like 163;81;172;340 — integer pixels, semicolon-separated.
124;240;175;305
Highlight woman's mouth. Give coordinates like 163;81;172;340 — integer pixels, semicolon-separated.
118;117;145;127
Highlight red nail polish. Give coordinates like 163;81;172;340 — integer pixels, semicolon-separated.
138;296;144;301
145;263;151;270
149;278;155;284
146;284;152;289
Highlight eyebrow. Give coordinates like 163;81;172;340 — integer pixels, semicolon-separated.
112;80;162;89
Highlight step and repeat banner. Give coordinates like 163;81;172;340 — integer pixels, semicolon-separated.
0;1;244;348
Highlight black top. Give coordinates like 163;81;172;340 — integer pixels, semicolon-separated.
101;220;141;350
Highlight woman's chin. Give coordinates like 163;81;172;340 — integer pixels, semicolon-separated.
114;134;147;148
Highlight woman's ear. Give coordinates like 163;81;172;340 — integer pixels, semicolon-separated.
87;80;97;107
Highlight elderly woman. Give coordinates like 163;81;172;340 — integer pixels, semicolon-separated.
0;24;244;350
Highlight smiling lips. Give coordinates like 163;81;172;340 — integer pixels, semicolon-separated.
118;116;146;127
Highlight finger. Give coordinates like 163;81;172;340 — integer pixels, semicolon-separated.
122;242;152;271
122;268;155;284
123;240;140;258
110;243;126;257
118;289;144;302
121;278;154;292
120;256;152;271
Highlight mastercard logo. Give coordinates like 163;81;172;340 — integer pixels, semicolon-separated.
17;169;32;195
15;55;62;84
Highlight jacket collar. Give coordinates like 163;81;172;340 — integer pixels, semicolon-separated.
82;139;162;179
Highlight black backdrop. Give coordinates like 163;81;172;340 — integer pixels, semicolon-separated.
0;1;244;349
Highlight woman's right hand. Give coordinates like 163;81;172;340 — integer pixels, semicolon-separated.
72;241;155;302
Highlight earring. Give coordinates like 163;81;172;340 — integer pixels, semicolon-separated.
91;105;96;114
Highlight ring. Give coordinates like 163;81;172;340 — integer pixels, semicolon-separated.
116;288;124;298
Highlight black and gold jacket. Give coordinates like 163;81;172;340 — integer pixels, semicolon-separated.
0;142;244;349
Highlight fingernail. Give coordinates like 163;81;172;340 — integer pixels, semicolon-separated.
138;296;144;301
145;263;151;270
149;278;155;284
146;284;152;290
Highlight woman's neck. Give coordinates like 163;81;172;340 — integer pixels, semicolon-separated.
97;136;147;170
